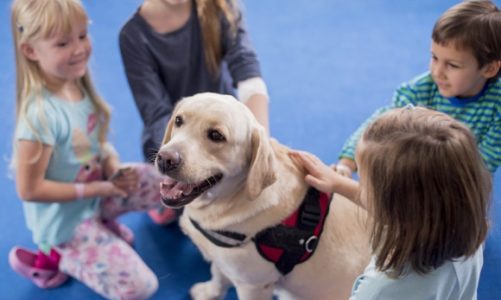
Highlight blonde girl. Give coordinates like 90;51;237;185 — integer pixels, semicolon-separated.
290;107;491;299
9;0;166;298
119;0;270;224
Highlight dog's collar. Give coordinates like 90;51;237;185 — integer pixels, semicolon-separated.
189;187;332;275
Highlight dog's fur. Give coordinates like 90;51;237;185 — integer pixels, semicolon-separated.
156;93;370;300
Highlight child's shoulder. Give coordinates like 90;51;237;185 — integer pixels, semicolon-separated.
408;72;434;86
394;72;435;96
485;78;501;109
23;91;59;118
487;77;501;92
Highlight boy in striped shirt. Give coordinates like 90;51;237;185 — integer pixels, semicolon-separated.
337;0;500;176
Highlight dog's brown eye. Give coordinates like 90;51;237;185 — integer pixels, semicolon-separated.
207;129;226;143
175;116;183;127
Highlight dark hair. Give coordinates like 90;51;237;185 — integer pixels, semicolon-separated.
357;107;491;277
432;0;501;77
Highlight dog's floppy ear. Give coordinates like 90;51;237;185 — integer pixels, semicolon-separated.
246;126;277;199
161;114;175;146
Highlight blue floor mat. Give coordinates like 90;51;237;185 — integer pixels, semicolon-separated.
0;1;499;299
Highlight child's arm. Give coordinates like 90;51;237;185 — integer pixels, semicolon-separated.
338;106;391;175
119;28;174;154
16;141;127;202
477;121;500;173
289;150;364;209
338;77;422;175
244;93;269;134
238;77;270;134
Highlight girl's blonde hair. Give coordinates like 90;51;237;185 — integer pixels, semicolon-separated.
196;0;237;77
357;107;491;277
11;0;111;163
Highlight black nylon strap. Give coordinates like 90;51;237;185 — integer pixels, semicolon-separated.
298;188;321;230
190;218;247;248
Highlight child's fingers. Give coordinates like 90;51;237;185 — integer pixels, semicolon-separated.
289;151;318;170
111;175;139;194
305;174;329;194
109;166;134;181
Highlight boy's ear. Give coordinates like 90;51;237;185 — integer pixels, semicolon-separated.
482;60;501;78
20;43;38;61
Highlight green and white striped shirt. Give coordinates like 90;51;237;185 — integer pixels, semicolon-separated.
340;72;500;173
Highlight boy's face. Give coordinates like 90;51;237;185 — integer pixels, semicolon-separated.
429;41;491;98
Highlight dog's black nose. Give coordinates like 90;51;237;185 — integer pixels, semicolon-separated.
156;150;181;174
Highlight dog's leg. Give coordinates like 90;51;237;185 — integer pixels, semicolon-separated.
190;263;232;300
234;282;275;300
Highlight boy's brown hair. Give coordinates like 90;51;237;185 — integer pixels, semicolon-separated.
357;107;491;277
432;0;501;77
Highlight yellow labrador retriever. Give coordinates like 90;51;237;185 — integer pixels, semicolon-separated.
156;93;370;300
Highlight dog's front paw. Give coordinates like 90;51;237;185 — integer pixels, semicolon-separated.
190;281;226;300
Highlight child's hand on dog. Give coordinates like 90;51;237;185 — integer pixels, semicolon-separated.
289;150;361;207
288;150;341;194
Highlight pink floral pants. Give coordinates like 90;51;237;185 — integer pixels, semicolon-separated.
56;163;164;300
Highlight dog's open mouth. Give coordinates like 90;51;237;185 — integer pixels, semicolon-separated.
159;174;223;208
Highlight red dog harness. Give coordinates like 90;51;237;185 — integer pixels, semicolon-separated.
190;187;331;275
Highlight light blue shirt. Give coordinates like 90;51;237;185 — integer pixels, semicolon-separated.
350;246;483;300
15;89;103;246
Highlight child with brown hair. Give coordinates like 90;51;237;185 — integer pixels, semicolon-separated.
290;106;491;299
336;0;501;177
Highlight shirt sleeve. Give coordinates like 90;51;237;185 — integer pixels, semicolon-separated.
339;81;417;161
477;111;500;173
16;99;58;146
222;2;262;86
119;24;174;154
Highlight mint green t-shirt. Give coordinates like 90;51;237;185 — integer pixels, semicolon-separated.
350;246;483;300
15;89;103;246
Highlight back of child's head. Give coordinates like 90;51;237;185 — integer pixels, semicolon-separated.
357;106;491;277
11;0;110;145
432;0;501;77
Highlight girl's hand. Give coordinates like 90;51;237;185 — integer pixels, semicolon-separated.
109;166;139;194
289;150;344;194
88;181;128;198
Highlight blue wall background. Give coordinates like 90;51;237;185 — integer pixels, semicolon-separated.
0;1;499;299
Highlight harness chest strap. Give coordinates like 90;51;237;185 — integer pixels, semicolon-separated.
189;187;332;275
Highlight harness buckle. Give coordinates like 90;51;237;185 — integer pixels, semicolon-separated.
304;235;318;253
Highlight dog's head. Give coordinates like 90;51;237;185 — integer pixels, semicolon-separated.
156;93;277;208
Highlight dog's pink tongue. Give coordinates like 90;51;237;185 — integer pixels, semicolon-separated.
159;177;194;199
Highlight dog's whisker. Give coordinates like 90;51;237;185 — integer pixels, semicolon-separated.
146;147;160;163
